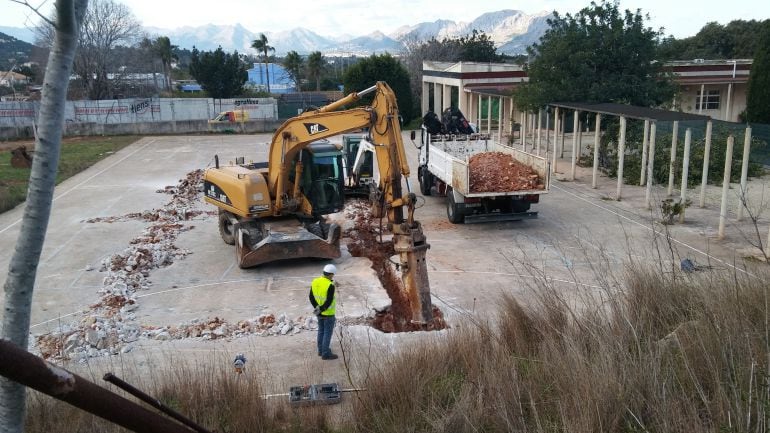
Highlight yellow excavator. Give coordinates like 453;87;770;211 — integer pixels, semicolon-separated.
203;81;433;323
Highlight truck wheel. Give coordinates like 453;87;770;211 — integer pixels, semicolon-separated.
218;210;236;245
446;190;465;224
419;168;432;196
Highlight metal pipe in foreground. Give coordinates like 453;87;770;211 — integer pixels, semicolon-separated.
103;373;213;433
0;339;195;433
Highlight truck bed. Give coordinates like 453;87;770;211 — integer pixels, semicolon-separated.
426;136;550;198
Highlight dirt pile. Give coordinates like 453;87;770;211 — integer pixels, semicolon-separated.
344;200;446;332
10;146;33;168
469;152;543;193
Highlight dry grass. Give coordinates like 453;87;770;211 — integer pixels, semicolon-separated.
24;354;333;433
22;257;770;432
351;263;770;433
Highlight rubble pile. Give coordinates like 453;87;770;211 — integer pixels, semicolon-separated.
35;169;320;361
344;199;447;332
469;152;543;193
35;170;203;360
157;314;317;340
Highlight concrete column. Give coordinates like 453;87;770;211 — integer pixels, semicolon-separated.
616;116;627;200
536;109;542;155
442;84;451;112
433;83;441;114
476;95;482;128
679;128;692;223
698;84;705;114
486;96;492;135
545;109;551;157
509;97;515;137
571;110;579;180
559;112;566;158
520;112;526;147
640;119;650;186
502;98;511;137
498;96;504;142
718;135;735;239
738;127;753;221
667;121;679;196
699;120;713;208
421;81;429;115
552;107;560;173
645;122;657;210
725;82;734;121
592;114;601;189
458;89;468;117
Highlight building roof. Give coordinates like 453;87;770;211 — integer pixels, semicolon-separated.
548;102;712;122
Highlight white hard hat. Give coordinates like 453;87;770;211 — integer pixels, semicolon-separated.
323;264;337;274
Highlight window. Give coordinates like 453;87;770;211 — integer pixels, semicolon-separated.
696;89;720;110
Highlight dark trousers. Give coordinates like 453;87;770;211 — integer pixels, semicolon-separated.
317;315;336;357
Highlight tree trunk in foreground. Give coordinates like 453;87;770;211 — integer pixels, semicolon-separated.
0;1;87;432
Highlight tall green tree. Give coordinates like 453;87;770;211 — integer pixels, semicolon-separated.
153;36;177;91
745;22;770;123
306;51;326;91
457;30;500;62
516;0;675;110
251;33;274;93
343;53;415;122
1;1;87;432
282;50;303;91
189;46;247;98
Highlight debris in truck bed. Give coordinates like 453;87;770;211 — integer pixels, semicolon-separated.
469;152;543;193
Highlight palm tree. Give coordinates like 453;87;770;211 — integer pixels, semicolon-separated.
282;50;303;91
251;33;275;93
306;51;325;91
153;36;177;91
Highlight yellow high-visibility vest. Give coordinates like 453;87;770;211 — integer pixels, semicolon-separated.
311;276;336;316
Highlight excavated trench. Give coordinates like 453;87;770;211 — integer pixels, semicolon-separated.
344;200;446;333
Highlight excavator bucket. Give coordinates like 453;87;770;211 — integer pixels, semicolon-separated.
234;219;341;268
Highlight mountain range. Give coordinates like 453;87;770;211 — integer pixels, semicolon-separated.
1;9;550;58
143;9;551;56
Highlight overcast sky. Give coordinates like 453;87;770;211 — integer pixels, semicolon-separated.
2;0;766;39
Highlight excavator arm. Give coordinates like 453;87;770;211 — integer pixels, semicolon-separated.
301;82;432;323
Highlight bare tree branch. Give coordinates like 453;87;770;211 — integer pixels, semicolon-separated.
9;0;56;28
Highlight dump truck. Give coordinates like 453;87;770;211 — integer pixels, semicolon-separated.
417;127;550;224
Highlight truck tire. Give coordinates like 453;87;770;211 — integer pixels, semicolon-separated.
446;189;465;224
218;210;236;245
419;167;432;196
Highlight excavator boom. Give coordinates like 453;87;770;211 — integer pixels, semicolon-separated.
203;82;433;322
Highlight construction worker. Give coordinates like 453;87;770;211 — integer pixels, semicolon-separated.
310;264;338;360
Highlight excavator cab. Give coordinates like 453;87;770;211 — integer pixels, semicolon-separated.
294;141;345;215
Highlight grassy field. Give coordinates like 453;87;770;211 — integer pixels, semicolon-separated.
0;136;139;214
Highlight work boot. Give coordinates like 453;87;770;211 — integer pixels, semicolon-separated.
321;353;338;360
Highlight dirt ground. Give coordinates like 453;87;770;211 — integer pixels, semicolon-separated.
0;132;768;402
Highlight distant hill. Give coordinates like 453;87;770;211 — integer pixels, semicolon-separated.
0;31;34;70
142;10;551;56
0;26;35;44
1;10;552;57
